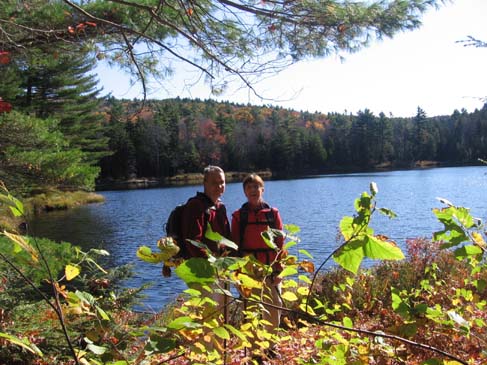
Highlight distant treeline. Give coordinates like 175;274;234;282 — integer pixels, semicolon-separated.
98;97;487;182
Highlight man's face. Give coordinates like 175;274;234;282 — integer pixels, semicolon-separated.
204;171;225;203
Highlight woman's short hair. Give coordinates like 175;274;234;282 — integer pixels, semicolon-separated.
243;173;264;188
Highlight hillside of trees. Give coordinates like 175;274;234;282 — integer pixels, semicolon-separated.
96;97;487;183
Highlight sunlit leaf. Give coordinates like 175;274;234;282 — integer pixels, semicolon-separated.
284;223;300;235
175;258;215;285
261;230;278;250
86;343;107;355
96;306;110;321
0;332;43;356
167;316;199;330
363;236;404;260
447;310;470;329
278;266;298;278
224;324;248;343
88;248;110;256
284;240;298;250
205;224;238;250
339;216;355;241
3;231;39;262
0;193;24;217
298;274;312;284
454;244;483;259
136;245;167;263
65;264;80;281
298;249;313;259
235;272;261;289
333;239;365;274
213;326;230;340
343;316;353;328
281;291;298;302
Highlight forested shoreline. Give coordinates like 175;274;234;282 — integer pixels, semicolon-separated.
96;97;487;184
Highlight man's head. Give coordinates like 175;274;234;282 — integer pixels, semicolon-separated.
203;165;226;203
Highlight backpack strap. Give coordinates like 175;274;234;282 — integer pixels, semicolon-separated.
189;192;213;233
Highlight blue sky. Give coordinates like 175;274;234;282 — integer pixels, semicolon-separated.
96;0;487;118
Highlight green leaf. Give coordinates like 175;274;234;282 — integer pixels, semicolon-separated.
298;274;312;284
284;240;298;250
339;216;355;241
0;193;25;217
96;306;110;321
146;335;176;353
2;231;39;263
333;239;365;274
343;316;353;328
298;249;313;259
213;326;230;340
283;223;300;235
378;207;397;219
224;324;248;342
167;316;199;330
75;290;95;306
136;245;166;263
261;230;278;250
278;266;298;278
205;224;238;250
391;289;410;318
10;196;24;217
454;244;483;259
0;332;43;356
175;258;215;285
363;236;404;260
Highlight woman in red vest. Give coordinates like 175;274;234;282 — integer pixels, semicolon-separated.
231;173;285;344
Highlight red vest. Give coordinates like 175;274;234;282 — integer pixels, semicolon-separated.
231;204;284;266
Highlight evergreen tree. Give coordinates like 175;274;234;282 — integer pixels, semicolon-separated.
13;49;109;166
0;111;99;194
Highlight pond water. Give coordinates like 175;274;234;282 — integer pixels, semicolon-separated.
28;166;487;311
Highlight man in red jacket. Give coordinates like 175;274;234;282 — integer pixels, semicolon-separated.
179;165;232;355
181;165;231;257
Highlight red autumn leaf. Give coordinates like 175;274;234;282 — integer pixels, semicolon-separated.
0;51;11;65
0;98;12;113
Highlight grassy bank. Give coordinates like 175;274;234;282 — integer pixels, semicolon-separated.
0;189;105;231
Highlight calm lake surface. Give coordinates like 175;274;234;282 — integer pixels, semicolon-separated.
28;166;487;311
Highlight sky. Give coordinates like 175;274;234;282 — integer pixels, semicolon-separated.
95;0;487;118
